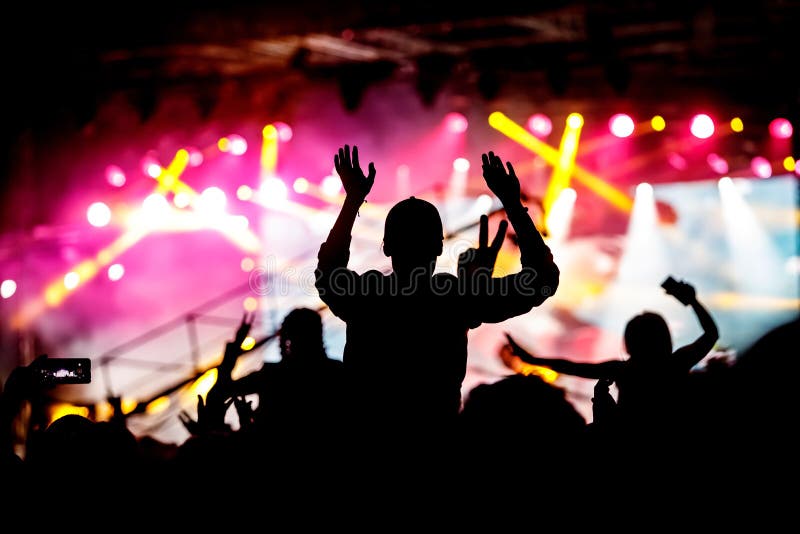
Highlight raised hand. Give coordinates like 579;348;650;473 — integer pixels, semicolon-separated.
179;394;233;436
481;151;521;206
220;312;255;378
664;278;696;306
233;396;255;430
334;144;376;201
458;215;508;279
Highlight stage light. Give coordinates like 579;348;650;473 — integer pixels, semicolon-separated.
293;177;309;194
241;257;255;272
636;182;653;197
173;192;191;208
769;118;793;139
651;115;666;131
260;177;289;207
707;153;729;175
146;163;163;178
1;279;16;299
617;180;667;285
145;396;170;415
237;185;253;201
218;137;230;152
64;271;80;290
751;156;772;178
228;134;248;155
730;117;744;132
142;193;170;223
240;336;256;351
667;152;688;170
527;113;553;137
261;125;279;178
273;122;293;142
231;216;249;231
198;187;227;215
187;147;204;167
190;369;218;398
105;165;126;187
566;113;584;129
445;112;468;133
107;263;125;281
453;157;470;172
609;113;634;138
243;296;259;312
544;187;577;242
321;175;343;197
690;114;714;139
476;194;493;215
783;156;796;172
87;202;112;227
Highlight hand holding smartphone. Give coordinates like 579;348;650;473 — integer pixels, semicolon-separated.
33;357;92;386
661;276;695;305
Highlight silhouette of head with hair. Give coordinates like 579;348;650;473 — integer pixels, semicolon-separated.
279;307;326;363
382;196;444;278
624;311;672;359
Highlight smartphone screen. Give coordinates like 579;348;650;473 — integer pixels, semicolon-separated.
37;358;92;385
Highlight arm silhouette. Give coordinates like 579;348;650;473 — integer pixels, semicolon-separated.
505;334;622;380
667;280;719;369
315;145;375;318
467;152;559;322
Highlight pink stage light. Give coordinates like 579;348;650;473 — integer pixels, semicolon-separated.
751;156;772;178
526;113;553;137
667;152;688;170
273;122;293;142
445;112;468;133
187;147;204;167
768;118;793;139
87;202;112;227
609;113;634;138
105;165;126;187
228;135;248;156
690;114;715;139
707;153;729;175
146;163;162;178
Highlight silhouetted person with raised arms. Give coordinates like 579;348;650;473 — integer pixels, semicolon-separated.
506;278;719;430
315;145;558;435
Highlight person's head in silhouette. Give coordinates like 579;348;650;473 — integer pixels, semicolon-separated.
624;311;672;360
279;307;327;363
382;196;444;278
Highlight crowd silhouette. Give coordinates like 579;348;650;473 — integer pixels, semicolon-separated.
1;144;796;511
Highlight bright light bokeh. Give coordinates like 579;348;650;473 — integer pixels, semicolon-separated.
667;152;688;170
107;263;125;281
237;185;253;201
475;194;493;215
142;193;170;224
197;187;228;215
706;153;729;175
609;113;634;138
105;165;126;187
783;156;795;172
1;279;16;299
218;137;230;152
87;202;112;227
64;271;80;290
241;257;255;272
241;336;256;351
146;163;163;178
321;175;343;197
293;177;309;194
260;177;289;207
651;115;666;131
566;113;584;129
730;117;744;132
453;157;470;172
527;113;553;137
228;134;248;155
243;296;259;312
544;187;577;242
173;192;191;208
445;112;468;133
187;148;204;167
273;121;293;142
690;114;715;139
751;156;772;178
769;118;793;139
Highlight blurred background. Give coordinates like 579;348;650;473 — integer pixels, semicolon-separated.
0;1;797;443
